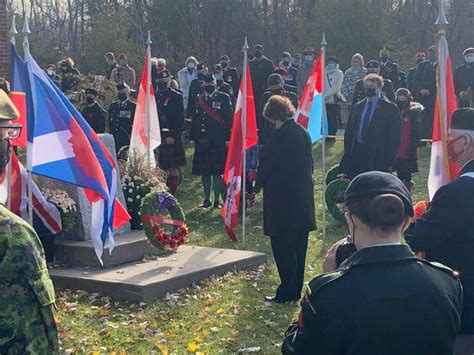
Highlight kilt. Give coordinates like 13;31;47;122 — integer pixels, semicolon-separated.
192;140;227;176
158;137;187;169
394;157;418;174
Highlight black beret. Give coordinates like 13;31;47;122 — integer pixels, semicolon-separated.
451;108;474;131
345;171;414;217
220;55;230;61
156;70;170;79
463;48;474;56
197;63;207;71
116;83;129;91
280;51;291;59
327;56;338;63
212;64;223;72
267;73;283;86
379;46;393;52
366;60;380;69
254;44;264;51
85;88;98;96
203;73;216;83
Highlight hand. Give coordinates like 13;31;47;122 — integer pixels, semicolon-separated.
247;170;257;183
420;89;430;96
322;238;348;273
164;137;175;145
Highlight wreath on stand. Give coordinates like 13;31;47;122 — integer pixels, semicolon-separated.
140;190;188;251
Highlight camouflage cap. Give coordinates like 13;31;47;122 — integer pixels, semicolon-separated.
0;90;19;123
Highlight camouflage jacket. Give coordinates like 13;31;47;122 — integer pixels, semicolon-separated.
0;205;59;354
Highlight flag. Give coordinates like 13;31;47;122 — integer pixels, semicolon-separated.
24;47;130;263
128;47;161;168
428;34;458;200
221;64;258;241
295;51;328;143
7;151;62;236
9;42;28;147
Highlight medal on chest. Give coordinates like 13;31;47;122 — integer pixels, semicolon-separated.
212;101;221;110
164;97;170;106
119;110;131;118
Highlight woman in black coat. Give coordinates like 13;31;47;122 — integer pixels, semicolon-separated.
255;95;316;303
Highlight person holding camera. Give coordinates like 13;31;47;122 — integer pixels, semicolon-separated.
282;171;463;354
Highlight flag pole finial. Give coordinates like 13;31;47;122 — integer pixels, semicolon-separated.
146;30;152;46
321;32;327;47
436;0;448;30
22;16;31;34
10;15;18;36
243;36;249;51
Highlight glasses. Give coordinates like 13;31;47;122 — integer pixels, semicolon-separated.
0;124;22;139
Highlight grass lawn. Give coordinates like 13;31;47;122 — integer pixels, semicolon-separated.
56;142;431;354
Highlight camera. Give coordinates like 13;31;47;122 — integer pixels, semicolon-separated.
335;237;357;267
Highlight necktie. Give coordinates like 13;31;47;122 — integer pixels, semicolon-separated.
361;101;373;143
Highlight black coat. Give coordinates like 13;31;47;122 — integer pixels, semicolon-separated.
255;120;315;237
380;59;400;89
412;60;437;109
186;78;204;118
454;63;474;107
352;78;395;105
108;99;136;151
407;66;417;91
285;65;298;87
156;88;184;139
223;66;239;94
341;97;401;175
250;56;274;105
217;80;235;105
405;159;474;334
81;102;106;133
283;245;463;354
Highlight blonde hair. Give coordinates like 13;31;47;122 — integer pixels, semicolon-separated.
352;53;365;67
263;95;296;122
363;73;384;88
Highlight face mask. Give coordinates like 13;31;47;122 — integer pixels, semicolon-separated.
47;69;54;76
119;60;127;66
428;53;436;63
157;81;169;91
327;63;336;70
304;55;314;62
379;56;389;62
86;97;95;104
187;63;196;70
352;61;361;69
204;85;216;95
282;60;290;66
364;86;377;98
465;56;474;65
214;74;223;81
220;62;229;69
447;135;468;162
117;93;128;101
396;99;409;110
255;51;263;58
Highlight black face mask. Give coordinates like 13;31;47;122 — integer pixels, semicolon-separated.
379;56;389;63
204;85;216;95
282;60;290;66
364;86;377;98
396;100;409;110
220;62;229;69
255;51;263;58
117;93;128;101
86;97;95;104
157;81;169;91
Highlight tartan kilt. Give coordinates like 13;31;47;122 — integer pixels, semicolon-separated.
158;137;187;169
394;157;419;174
192;141;227;176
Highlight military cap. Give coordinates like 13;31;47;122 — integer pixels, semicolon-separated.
220;55;230;61
280;51;291;59
294;53;302;59
427;45;436;52
203;73;216;83
463;48;474;56
254;44;264;51
212;64;223;72
303;47;316;54
345;171;414;216
85;88;98;96
156;70;171;80
379;46;393;55
116;82;129;91
267;73;283;86
197;63;207;71
451;108;474;131
366;60;380;69
327;56;338;63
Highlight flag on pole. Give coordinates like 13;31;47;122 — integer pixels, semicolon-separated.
222;64;258;241
128;46;161;168
7;151;62;236
9;43;28;147
295;51;328;143
428;34;458;200
24;48;130;263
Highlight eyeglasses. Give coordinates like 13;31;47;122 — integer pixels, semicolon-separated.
0;124;22;139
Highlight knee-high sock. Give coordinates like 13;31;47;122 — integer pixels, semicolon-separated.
202;175;212;201
212;175;223;202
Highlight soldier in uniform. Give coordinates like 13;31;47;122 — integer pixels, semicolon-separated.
58;57;80;93
352;60;396;104
186;63;208;119
283;172;463;354
108;83;136;156
212;64;235;105
81;88;106;133
279;51;298;88
407;52;426;92
219;55;239;94
379;46;400;89
190;74;233;208
454;48;474;107
0;91;59;354
155;70;187;194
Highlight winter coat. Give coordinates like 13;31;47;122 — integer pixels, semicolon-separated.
396;101;423;160
324;65;344;104
296;61;313;96
177;67;197;110
341;67;368;104
111;65;136;89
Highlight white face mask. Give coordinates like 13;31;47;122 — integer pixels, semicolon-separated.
47;69;54;75
187;63;196;70
0;183;6;205
465;55;474;65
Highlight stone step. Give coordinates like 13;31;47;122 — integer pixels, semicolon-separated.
49;245;267;301
54;231;161;268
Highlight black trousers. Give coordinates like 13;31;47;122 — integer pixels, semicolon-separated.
270;229;309;301
326;103;340;136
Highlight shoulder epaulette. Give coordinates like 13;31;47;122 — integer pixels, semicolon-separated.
418;259;460;279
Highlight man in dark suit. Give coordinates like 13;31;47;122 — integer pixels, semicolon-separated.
407;52;426;92
81;88;106;133
250;44;274;112
352;60;396;104
108;83;136;155
379;46;400;89
219;55;240;94
341;73;401;177
255;95;315;304
405;108;474;355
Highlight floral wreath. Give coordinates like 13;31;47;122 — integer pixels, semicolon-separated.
140;191;188;251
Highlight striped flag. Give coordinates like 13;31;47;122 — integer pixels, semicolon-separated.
428;34;458;200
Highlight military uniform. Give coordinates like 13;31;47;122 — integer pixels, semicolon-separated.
81;101;106;133
380;59;400;89
283;245;462;354
190;90;233;175
223;67;239;94
156;87;187;169
186;77;204;118
60;66;80;93
108;98;136;152
217;80;235;104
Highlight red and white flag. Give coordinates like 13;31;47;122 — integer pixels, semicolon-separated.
128;44;161;168
221;64;258;241
428;34;458;200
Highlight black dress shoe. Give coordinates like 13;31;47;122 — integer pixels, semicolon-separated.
200;200;212;208
213;201;222;209
265;295;296;304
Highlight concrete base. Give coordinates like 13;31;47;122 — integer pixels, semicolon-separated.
55;231;162;268
49;245;267;301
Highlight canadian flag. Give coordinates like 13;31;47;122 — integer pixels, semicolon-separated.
128;45;161;168
221;64;258;241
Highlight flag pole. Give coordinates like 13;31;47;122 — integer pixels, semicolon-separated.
145;31;152;168
321;32;327;240
242;37;249;246
6;16;18;210
23;16;33;225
